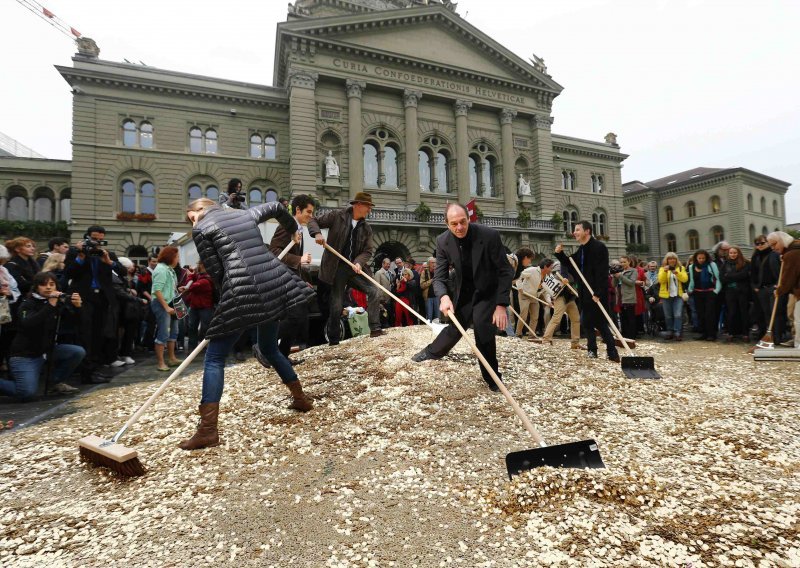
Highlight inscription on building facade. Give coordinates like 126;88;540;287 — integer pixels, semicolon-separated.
332;58;526;105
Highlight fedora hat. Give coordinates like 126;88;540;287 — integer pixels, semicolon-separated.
349;192;375;207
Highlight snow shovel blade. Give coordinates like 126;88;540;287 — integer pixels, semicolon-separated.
506;439;605;479
621;355;661;379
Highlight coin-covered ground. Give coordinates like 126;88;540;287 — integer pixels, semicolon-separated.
1;327;798;567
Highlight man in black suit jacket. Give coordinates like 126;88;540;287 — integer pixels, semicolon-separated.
64;225;127;383
412;204;514;391
554;220;620;361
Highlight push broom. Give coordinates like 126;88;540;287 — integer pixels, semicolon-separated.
78;239;296;476
749;263;784;354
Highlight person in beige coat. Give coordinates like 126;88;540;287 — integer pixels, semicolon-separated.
514;259;554;337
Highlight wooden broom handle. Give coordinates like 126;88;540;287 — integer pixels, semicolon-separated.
567;256;635;357
112;239;298;442
765;263;784;333
516;288;554;309
448;312;546;447
508;304;539;338
322;242;436;331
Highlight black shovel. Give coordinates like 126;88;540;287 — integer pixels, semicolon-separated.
448;313;605;479
567;257;661;379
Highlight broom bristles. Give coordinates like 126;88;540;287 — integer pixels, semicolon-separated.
79;445;146;477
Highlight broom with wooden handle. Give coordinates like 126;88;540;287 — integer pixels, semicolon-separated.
78;238;297;477
749;263;784;354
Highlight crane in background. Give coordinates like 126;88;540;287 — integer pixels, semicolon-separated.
15;0;82;42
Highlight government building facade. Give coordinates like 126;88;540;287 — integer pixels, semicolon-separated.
2;0;786;266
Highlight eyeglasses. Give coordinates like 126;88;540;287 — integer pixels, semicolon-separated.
754;241;766;245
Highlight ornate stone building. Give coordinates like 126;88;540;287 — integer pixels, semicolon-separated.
623;167;789;261
1;0;629;262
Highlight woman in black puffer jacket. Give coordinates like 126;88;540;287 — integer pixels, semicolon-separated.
720;245;751;342
178;198;315;451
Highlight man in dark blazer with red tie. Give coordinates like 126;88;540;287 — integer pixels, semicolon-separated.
412;203;514;391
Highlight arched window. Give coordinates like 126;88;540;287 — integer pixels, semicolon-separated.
762;225;769;236
591;211;607;236
469;142;498;197
265;189;278;202
384;146;398;188
688;230;699;250
561;171;569;190
747;193;753;211
140;182;155;214
189;127;203;153
562;209;578;234
469;157;479;196
686;201;696;218
712;226;725;244
772;199;779;217
628;225;636;244
249;188;263;208
760;196;766;214
33;197;52;221
591;174;603;193
666;234;677;253
122;120;138;147
481;157;495;197
264;136;277;160
749;224;756;243
665;206;673;222
568;171;576;190
60;189;71;222
205;129;218;154
710;195;721;214
637;225;643;244
435;151;449;193
250;134;263;158
206;186;219;201
188;184;202;200
418;150;431;191
139;122;153;149
121;180;136;213
363;143;379;186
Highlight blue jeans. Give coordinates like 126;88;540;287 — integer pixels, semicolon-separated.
151;301;179;345
1;344;86;401
425;296;440;321
200;321;297;404
187;307;213;351
662;296;684;336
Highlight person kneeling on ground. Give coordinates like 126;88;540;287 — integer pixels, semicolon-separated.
180;197;315;451
0;272;86;401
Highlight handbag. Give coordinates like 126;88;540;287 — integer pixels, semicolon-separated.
0;297;11;325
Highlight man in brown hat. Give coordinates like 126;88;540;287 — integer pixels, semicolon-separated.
308;192;384;345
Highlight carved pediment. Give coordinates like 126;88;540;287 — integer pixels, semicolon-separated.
276;5;562;97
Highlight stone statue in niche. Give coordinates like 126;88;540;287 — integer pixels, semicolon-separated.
324;151;340;179
517;174;531;197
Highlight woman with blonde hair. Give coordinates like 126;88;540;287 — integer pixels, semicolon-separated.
41;253;66;288
657;251;688;340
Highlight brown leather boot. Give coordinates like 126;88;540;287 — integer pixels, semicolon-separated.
178;403;220;450
286;380;313;412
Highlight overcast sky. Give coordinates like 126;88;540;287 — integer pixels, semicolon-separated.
2;0;797;222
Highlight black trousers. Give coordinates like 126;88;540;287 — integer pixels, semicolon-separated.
278;300;309;357
724;288;750;337
581;298;619;357
327;265;381;343
693;290;718;338
425;293;499;386
78;291;112;373
620;304;638;340
756;287;786;341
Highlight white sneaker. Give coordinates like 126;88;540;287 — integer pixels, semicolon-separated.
110;359;126;368
122;356;135;365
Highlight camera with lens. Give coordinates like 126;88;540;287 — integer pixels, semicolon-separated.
610;264;624;275
82;237;108;256
227;192;246;206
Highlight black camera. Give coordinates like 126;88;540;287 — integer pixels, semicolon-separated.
227;192;246;207
610;264;624;275
82;237;107;256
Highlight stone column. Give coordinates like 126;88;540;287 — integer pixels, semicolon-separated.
346;79;366;200
287;69;319;197
404;89;422;209
28;197;35;221
54;195;60;222
500;108;518;216
454;99;472;205
530;114;556;219
0;196;7;219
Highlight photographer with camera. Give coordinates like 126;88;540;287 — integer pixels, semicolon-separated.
0;272;86;401
64;225;126;384
219;178;247;210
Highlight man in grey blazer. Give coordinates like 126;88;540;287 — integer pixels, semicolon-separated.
412;203;514;391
